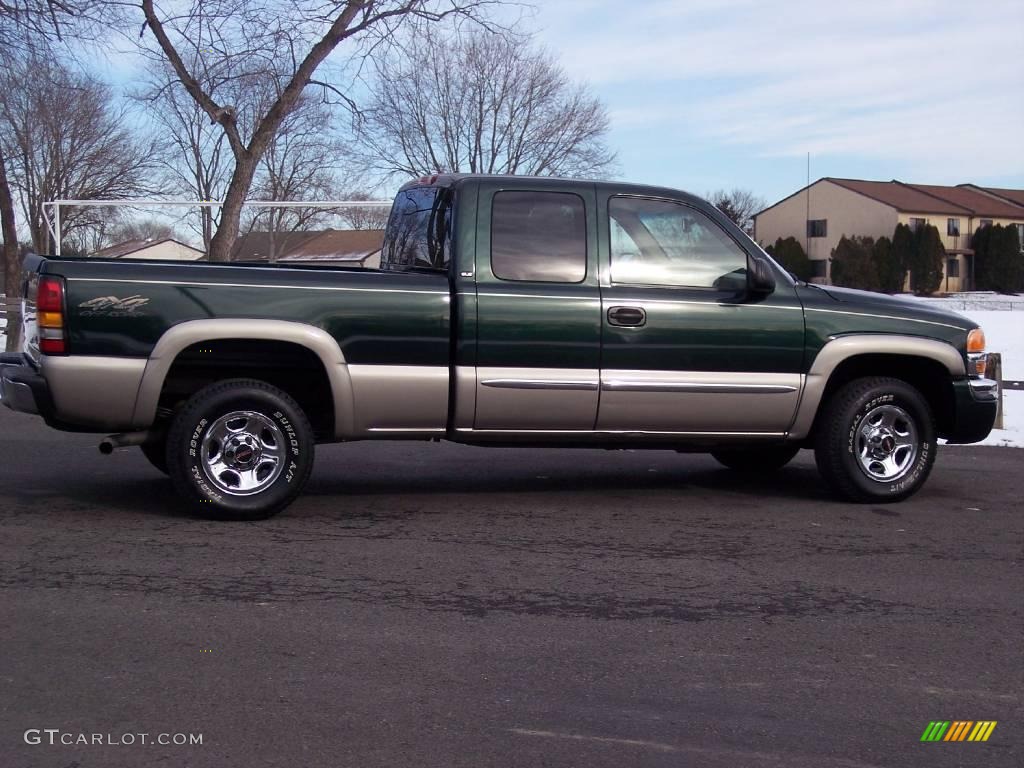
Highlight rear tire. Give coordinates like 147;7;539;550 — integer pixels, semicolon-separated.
814;376;936;503
711;445;800;472
166;379;315;520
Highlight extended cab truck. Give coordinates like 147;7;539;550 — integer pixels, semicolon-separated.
0;175;999;519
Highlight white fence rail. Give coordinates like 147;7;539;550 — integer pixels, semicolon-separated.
913;293;1024;311
41;199;393;256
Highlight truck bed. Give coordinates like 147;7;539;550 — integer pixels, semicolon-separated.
33;254;452;364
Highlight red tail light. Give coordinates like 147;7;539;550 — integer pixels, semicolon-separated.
37;276;64;311
36;276;67;354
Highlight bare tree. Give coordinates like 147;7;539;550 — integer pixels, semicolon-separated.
105;218;180;244
136;0;503;262
139;59;231;251
336;191;391;230
0;1;98;350
357;28;616;179
245;96;355;241
0;52;160;253
707;188;766;234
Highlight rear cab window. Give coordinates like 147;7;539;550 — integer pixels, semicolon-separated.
381;186;452;272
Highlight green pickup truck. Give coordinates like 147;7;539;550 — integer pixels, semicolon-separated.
1;175;998;518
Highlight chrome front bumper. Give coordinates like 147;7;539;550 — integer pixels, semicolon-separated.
968;377;999;401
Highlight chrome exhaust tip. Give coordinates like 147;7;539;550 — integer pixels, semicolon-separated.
99;430;154;454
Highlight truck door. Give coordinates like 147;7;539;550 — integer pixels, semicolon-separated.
596;193;805;435
471;181;601;431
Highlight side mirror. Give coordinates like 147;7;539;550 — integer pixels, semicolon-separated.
748;256;776;296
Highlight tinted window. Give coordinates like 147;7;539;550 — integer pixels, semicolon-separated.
381;186;450;271
609;197;747;290
491;191;586;283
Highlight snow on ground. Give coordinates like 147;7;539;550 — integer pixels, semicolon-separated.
909;293;1023;379
913;293;1023;448
971;390;1024;448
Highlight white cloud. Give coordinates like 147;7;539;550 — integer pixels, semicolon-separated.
535;0;1024;177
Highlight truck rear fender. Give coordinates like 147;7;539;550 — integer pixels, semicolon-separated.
133;320;354;437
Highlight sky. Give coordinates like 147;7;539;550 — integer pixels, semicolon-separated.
86;0;1024;209
522;0;1024;205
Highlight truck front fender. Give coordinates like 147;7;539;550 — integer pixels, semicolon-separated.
787;334;966;440
131;319;355;437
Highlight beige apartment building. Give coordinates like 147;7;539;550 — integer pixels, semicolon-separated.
753;179;1024;292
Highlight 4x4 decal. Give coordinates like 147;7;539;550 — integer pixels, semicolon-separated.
78;295;151;316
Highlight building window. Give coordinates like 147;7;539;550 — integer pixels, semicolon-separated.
947;218;960;236
491;191;587;283
946;258;960;279
806;219;827;238
1015;223;1024;252
608;196;747;289
811;259;828;279
909;218;926;231
980;219;993;228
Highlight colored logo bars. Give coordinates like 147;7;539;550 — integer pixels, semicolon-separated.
921;721;997;742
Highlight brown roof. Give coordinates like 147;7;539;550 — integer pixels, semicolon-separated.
826;178;972;215
285;230;384;260
230;231;321;261
903;183;1024;218
968;186;1024;209
92;238;202;258
231;229;384;262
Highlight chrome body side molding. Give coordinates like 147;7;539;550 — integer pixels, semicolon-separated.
602;379;797;394
482;378;599;391
786;334;966;439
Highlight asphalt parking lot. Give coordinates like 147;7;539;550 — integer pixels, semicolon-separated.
0;406;1020;768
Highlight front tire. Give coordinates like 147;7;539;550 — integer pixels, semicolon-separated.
166;379;315;520
814;376;936;503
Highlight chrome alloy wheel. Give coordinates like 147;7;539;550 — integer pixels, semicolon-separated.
200;411;286;496
854;404;919;482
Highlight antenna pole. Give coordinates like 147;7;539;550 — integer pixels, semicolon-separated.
805;152;810;259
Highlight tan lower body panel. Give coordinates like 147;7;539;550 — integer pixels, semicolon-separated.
41;356;147;431
346;364;449;437
474;366;599;430
597;370;803;433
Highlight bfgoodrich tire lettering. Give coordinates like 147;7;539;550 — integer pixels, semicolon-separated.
167;379;314;520
814;376;936;503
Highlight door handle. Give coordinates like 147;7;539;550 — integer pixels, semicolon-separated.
607;306;646;327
